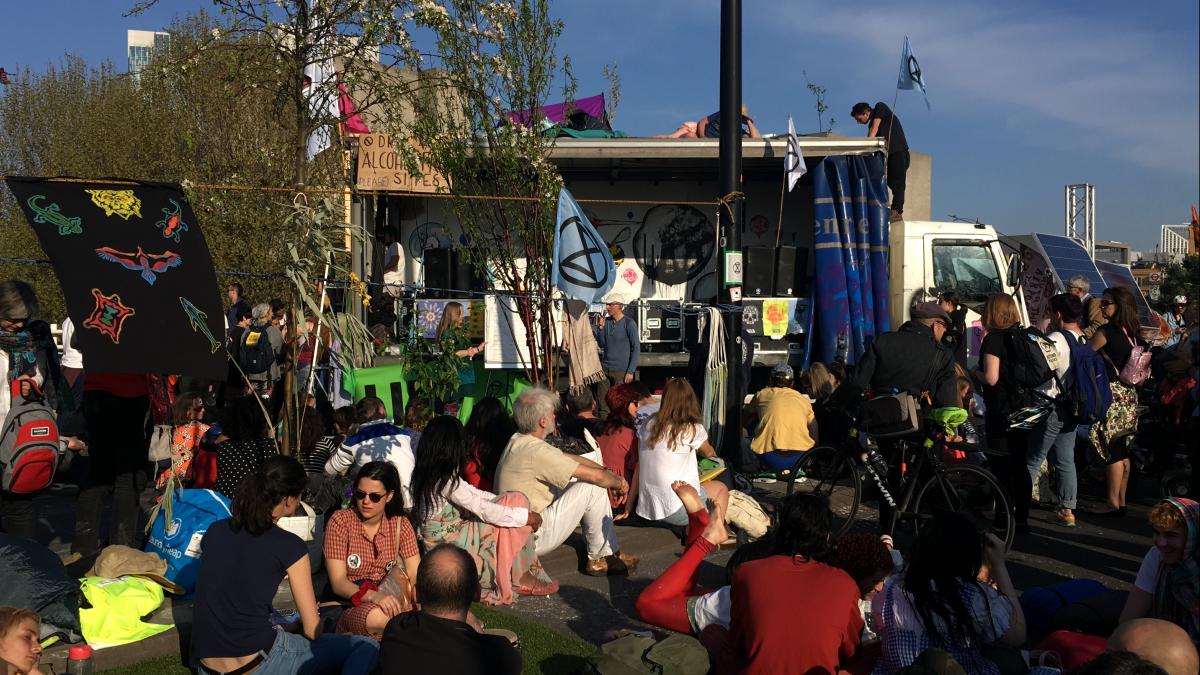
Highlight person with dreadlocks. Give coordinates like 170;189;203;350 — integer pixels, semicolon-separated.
874;511;1027;675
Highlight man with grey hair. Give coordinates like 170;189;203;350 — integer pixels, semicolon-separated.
1066;275;1106;338
495;387;638;576
241;302;283;396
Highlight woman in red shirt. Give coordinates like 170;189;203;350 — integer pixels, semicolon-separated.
594;383;645;513
729;493;863;674
462;397;516;491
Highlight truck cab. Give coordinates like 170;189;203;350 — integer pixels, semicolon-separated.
890;220;1024;366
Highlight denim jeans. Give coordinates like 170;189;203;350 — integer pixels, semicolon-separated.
1027;405;1078;510
252;629;378;675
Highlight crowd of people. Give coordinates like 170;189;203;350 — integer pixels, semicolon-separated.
1;271;1198;675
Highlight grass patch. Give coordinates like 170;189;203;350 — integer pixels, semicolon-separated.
98;608;592;675
473;604;594;675
99;654;189;674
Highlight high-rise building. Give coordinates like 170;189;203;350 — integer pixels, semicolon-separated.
1159;224;1194;264
127;30;170;83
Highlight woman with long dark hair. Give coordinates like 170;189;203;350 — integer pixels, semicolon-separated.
323;461;420;638
1089;286;1145;516
976;292;1034;532
875;511;1026;675
213;395;279;498
191;456;377;674
409;416;555;604
462;397;517;490
633;379;728;526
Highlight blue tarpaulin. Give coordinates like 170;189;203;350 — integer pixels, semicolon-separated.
808;154;890;367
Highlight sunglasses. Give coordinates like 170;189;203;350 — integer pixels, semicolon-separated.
1099;300;1114;307
353;490;388;503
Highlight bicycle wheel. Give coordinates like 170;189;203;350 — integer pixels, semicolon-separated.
793;445;862;536
913;464;1015;551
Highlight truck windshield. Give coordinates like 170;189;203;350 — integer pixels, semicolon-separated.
932;243;1003;302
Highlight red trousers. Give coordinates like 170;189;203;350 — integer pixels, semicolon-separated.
635;510;714;634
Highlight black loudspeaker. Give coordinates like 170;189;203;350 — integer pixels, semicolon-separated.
423;248;453;298
774;245;809;297
744;246;775;297
454;254;484;293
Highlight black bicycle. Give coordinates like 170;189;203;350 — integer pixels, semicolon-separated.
784;408;1016;550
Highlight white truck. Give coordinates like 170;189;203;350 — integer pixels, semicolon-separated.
373;136;1024;371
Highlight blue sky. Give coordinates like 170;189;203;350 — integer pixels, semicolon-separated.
3;0;1197;253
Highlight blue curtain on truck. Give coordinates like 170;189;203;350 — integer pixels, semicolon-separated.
807;153;890;367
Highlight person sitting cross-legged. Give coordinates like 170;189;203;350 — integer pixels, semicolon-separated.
325;397;417;503
377;544;522;675
494;387;639;576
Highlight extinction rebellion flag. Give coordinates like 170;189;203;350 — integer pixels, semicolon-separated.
552;187;616;304
5;177;227;379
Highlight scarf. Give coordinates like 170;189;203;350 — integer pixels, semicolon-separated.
1154;497;1199;641
564;300;604;394
0;329;39;381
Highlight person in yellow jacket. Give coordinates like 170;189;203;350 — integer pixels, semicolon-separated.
743;364;819;473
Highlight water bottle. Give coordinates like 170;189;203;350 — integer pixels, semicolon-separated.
67;645;94;675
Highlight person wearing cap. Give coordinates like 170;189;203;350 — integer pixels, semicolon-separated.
1066;275;1106;339
1164;296;1190;348
593;294;640;417
854;301;959;533
742;363;819;473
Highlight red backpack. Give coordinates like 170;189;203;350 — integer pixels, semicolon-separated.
0;381;61;494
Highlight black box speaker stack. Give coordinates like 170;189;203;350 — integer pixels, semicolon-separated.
745;246;775;297
774;245;808;297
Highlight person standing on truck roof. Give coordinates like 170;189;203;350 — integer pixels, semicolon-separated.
593;293;640;417
851;102;909;223
1066;275;1107;339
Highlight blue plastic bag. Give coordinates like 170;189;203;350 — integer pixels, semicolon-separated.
144;488;231;596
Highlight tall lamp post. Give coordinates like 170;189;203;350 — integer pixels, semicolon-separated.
718;0;745;468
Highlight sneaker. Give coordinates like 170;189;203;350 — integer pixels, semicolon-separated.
584;551;639;577
1054;511;1077;528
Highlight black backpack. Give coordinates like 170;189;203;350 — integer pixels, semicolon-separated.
239;326;275;375
1004;327;1060;402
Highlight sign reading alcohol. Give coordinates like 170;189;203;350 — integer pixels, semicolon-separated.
356;134;447;194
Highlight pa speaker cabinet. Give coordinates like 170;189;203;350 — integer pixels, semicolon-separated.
774;245;808;297
744;246;775;297
423;248;453;299
637;300;683;345
454;253;484;294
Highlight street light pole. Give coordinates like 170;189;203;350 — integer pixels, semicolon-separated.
718;0;745;468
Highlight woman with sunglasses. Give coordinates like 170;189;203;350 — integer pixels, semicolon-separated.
155;392;217;490
1088;286;1145;517
409;416;556;605
323;461;421;638
192;456;378;674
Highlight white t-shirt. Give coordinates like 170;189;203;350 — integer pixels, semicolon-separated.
688;586;731;632
60;317;84;369
383;242;404;282
635;417;706;521
1134;546;1161;593
1036;330;1077;399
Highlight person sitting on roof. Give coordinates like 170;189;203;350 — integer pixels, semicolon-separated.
695;105;760;139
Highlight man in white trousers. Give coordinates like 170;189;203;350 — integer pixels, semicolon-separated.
495;387;639;576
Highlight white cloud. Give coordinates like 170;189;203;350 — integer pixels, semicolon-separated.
770;2;1199;172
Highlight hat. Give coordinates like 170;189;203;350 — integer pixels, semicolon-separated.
603;291;632;305
87;545;184;595
1173;295;1188;304
911;302;952;324
771;363;794;380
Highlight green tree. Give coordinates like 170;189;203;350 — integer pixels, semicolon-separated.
1154;254;1199;314
379;0;575;385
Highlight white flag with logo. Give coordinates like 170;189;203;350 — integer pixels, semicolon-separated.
897;36;930;109
785;116;806;191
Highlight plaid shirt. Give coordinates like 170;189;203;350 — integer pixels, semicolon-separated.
324;509;419;585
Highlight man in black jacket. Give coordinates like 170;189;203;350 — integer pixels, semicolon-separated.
852;302;958;533
378;544;521;675
853;302;958;409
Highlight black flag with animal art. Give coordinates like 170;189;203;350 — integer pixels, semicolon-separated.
5;177;226;379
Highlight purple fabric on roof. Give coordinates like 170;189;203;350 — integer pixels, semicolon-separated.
506;93;606;125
